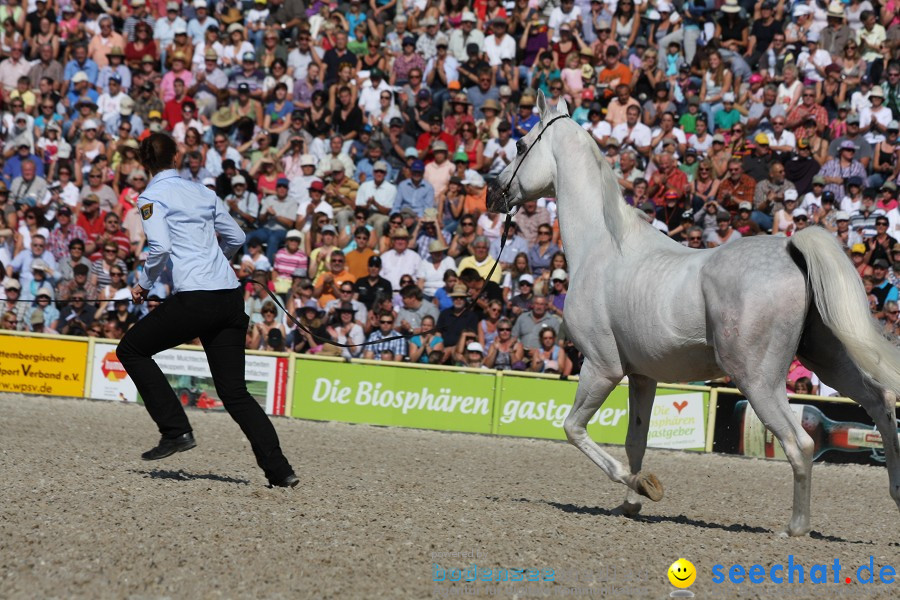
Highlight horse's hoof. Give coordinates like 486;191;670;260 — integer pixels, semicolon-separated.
612;501;643;517
779;524;811;538
636;472;664;501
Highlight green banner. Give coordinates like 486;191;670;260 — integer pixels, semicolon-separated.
496;375;708;451
292;359;496;434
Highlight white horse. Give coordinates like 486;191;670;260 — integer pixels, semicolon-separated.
488;91;900;536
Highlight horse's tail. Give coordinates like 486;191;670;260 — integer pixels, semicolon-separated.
790;226;900;394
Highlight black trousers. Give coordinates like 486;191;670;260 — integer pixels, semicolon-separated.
117;287;294;484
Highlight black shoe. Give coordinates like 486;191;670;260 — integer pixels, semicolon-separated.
141;432;197;461
270;473;299;488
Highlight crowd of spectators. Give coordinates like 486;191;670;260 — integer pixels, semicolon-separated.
5;0;900;373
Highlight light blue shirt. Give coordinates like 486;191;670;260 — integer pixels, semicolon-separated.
63;58;99;89
187;17;219;45
393;178;435;217
137;170;244;293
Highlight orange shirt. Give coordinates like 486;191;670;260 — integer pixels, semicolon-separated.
345;247;374;280
314;269;356;307
463;188;487;217
597;63;632;98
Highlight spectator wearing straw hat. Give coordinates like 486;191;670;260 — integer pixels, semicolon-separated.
412;208;450;260
380;226;422;291
449;12;484;63
417;238;456;299
436;282;480;357
423;140;455;199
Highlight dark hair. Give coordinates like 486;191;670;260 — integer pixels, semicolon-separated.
458;268;482;284
139;133;177;173
400;284;423;300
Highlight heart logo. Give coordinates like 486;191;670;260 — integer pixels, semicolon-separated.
673;400;688;414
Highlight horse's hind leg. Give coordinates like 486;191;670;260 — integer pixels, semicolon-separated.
798;318;900;514
713;319;814;536
563;362;663;502
733;375;815;536
616;374;659;516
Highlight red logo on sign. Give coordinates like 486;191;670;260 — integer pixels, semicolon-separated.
673;400;688;414
101;351;128;381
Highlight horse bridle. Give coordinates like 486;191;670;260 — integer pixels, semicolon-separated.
495;113;569;213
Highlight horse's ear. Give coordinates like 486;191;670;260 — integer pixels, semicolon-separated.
556;97;568;116
537;89;549;119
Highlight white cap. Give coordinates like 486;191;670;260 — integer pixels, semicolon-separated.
231;174;246;185
518;274;534;285
462;173;485;187
792;208;808;218
202;177;216;186
784;189;799;201
72;71;89;84
722;92;736;103
466;342;485;355
551;268;568;281
461;11;477;23
300;154;316;167
107;288;132;308
194;0;208;7
313;201;334;219
286;229;303;240
83;119;98;130
36;286;53;298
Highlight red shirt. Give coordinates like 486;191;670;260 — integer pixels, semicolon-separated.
76;211;107;246
89;230;132;261
650;168;689;206
163;94;193;131
415;131;456;164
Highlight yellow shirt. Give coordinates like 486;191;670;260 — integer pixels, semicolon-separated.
457;255;502;284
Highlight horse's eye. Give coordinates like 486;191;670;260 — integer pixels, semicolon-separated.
516;140;526;155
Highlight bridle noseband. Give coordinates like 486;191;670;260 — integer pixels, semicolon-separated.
496;113;568;213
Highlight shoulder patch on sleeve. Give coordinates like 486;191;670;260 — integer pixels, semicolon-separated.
140;203;153;220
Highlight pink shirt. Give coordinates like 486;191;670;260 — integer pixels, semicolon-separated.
160;68;194;103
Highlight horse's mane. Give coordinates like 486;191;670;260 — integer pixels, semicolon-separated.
569;119;640;249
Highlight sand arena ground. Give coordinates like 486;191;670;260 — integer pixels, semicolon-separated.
1;393;898;599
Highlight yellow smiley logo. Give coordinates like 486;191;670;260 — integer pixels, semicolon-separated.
668;558;696;589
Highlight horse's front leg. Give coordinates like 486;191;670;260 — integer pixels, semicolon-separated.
616;374;659;517
563;362;663;503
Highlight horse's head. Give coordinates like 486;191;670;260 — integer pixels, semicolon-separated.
487;90;568;214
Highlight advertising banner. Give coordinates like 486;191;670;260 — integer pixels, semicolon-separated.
496;376;708;450
89;342;289;415
292;359;495;434
0;334;89;398
735;399;899;464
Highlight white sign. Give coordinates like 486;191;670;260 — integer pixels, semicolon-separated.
89;343;288;415
646;393;706;450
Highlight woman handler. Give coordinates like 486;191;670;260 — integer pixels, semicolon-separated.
116;133;298;488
